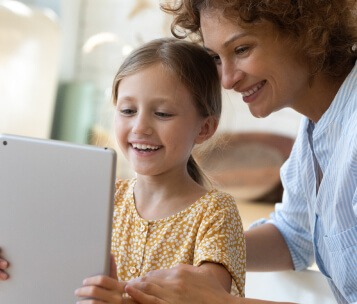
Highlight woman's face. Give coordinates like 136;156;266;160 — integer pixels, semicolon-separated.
200;9;311;118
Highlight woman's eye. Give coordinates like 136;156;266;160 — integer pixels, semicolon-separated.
235;46;249;55
211;55;221;65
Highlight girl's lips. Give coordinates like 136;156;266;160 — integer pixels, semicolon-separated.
130;143;163;154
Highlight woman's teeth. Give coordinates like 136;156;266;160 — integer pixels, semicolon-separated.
241;81;266;97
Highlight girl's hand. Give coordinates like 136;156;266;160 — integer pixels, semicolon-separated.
75;254;137;303
0;249;9;280
75;275;136;303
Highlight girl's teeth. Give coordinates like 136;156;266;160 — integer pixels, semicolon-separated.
132;143;159;150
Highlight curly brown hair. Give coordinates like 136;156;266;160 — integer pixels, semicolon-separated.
161;0;357;78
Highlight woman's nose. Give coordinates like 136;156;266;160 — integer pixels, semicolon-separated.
132;114;153;135
220;62;244;90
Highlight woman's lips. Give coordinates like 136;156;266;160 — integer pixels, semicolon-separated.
241;80;266;97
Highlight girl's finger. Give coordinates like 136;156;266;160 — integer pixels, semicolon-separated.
110;254;118;280
82;275;126;292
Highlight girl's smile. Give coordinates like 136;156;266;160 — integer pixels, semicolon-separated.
114;63;208;177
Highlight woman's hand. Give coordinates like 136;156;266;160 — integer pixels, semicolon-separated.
125;264;236;304
0;249;9;280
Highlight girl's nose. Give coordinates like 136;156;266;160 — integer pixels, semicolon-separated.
220;62;244;90
132;114;153;135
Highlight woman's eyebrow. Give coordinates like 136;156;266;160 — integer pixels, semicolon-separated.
204;32;249;52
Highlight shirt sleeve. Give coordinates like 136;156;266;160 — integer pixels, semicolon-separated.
250;122;315;271
193;192;246;297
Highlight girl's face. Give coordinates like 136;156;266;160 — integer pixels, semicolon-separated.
200;9;311;118
114;63;211;177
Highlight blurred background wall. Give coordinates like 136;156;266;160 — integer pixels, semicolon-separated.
0;0;302;178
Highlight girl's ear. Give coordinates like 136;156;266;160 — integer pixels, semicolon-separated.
195;116;219;144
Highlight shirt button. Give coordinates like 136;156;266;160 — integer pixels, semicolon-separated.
130;267;137;274
139;224;146;232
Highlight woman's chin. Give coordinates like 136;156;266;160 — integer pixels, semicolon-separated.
248;107;271;118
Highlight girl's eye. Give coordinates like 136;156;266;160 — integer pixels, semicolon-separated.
120;109;136;115
155;112;173;118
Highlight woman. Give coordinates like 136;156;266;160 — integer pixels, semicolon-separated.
122;0;357;303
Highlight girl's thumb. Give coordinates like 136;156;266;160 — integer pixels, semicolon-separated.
109;254;118;280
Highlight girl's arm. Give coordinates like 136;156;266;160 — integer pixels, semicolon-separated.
199;262;232;292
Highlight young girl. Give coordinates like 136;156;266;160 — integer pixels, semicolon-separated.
0;37;242;302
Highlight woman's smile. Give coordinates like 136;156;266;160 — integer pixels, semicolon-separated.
239;80;267;103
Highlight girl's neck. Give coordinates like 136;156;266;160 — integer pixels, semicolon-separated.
133;171;208;221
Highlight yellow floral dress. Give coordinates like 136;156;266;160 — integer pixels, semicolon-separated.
111;179;246;296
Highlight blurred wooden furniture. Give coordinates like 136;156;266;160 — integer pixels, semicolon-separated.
196;132;295;202
237;200;274;229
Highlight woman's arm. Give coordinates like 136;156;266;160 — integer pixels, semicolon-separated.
245;224;294;271
125;264;296;304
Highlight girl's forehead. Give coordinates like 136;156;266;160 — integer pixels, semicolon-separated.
116;64;191;99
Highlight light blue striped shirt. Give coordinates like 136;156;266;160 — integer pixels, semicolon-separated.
259;61;357;304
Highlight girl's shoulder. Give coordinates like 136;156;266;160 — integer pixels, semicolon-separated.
114;178;136;203
201;189;239;212
115;178;135;191
206;188;236;201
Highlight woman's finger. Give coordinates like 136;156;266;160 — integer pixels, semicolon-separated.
125;282;167;304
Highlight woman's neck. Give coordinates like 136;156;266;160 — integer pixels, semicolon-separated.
294;71;349;123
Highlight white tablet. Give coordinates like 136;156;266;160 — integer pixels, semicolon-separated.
0;134;116;303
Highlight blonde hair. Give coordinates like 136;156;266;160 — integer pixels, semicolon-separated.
112;38;222;185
